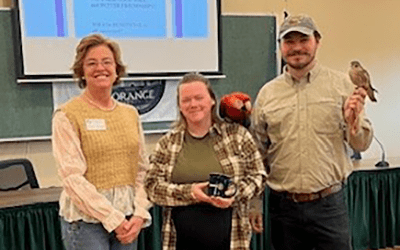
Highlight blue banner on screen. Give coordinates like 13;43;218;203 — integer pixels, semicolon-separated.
172;0;208;38
22;0;68;37
74;0;166;38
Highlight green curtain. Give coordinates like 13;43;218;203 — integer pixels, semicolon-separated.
346;168;400;250
138;206;163;250
0;202;63;250
1;169;400;250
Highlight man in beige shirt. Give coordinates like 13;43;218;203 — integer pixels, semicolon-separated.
250;14;373;250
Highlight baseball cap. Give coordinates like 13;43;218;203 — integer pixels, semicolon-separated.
279;14;321;40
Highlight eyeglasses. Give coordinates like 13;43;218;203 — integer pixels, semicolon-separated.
84;59;115;69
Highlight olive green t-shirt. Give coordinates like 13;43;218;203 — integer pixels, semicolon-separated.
171;131;223;184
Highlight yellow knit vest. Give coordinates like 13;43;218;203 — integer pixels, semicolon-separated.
60;97;139;190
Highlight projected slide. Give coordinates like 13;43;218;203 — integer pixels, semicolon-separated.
173;0;208;38
74;0;166;38
22;0;68;37
22;0;208;39
17;0;218;77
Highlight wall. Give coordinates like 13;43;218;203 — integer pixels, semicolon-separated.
1;0;400;187
0;134;163;187
0;0;12;8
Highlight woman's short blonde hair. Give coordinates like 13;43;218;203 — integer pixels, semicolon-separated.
71;34;126;89
173;72;221;129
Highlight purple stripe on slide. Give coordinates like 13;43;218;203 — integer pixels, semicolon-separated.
55;0;65;37
175;0;183;38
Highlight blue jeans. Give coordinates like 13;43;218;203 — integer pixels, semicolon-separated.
61;218;138;250
269;189;351;250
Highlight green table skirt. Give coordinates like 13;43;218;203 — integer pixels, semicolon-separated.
1;168;400;250
346;168;400;250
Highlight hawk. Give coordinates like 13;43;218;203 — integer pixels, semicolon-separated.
349;61;377;102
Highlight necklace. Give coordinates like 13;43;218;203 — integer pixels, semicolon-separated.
82;93;116;111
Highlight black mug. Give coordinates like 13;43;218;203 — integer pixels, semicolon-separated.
208;172;237;198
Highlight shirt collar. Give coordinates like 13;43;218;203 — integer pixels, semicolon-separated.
283;61;322;86
308;61;322;82
210;122;223;136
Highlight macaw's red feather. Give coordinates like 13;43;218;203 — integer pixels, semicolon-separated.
219;92;252;127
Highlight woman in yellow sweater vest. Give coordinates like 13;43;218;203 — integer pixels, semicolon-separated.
52;34;152;250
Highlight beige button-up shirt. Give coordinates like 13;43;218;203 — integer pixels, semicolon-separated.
251;62;373;193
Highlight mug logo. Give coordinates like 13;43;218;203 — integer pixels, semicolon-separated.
208;172;237;198
112;80;166;115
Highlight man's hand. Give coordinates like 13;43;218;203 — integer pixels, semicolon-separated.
249;212;263;233
344;87;367;135
115;216;145;245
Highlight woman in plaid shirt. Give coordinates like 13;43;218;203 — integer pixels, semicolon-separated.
145;72;267;250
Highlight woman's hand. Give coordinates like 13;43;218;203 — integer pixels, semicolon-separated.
191;182;234;208
114;219;129;243
115;216;145;245
191;182;212;203
209;196;235;209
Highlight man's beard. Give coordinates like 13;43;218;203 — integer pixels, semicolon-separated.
285;51;315;70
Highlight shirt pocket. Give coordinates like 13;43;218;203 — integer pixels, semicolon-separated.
263;105;295;141
310;98;343;134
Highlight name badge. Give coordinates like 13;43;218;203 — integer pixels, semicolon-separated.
85;119;107;131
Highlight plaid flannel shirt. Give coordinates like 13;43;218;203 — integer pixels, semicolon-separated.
145;122;267;250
